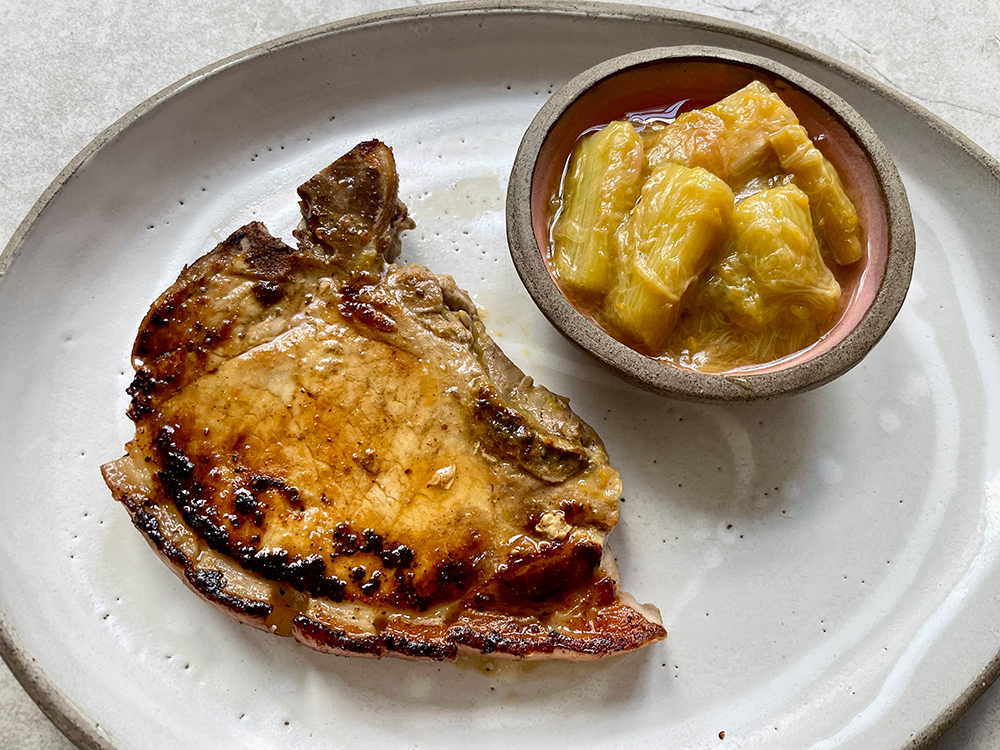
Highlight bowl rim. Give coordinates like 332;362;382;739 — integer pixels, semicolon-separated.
506;44;916;403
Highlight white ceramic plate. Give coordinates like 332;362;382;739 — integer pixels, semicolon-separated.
2;3;999;749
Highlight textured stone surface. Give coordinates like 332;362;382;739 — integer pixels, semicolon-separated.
1;1;997;748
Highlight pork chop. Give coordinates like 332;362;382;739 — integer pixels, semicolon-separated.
101;141;665;660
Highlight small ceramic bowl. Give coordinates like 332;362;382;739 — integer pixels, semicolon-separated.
507;46;915;403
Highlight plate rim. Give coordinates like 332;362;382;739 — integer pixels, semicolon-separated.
2;2;998;749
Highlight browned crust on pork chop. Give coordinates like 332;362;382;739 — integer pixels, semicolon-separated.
102;141;664;661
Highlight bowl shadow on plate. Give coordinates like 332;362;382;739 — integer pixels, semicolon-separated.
549;338;833;528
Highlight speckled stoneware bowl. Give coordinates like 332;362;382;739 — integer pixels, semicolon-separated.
507;45;915;403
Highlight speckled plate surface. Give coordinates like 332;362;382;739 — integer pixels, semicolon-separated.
1;3;999;750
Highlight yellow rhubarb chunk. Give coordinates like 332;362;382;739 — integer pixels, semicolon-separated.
645;81;800;189
769;123;862;265
605;162;734;355
551;121;644;297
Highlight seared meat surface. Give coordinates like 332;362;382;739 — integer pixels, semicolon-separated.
102;141;665;660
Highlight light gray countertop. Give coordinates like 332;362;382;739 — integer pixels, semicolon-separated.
2;1;998;748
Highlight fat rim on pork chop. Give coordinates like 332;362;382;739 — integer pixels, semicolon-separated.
101;140;665;661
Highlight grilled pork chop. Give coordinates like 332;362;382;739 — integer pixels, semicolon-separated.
101;141;665;660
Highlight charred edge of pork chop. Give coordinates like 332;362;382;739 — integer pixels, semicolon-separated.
129;221;300;406
103;456;665;661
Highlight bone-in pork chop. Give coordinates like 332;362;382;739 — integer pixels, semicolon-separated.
101;141;665;660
